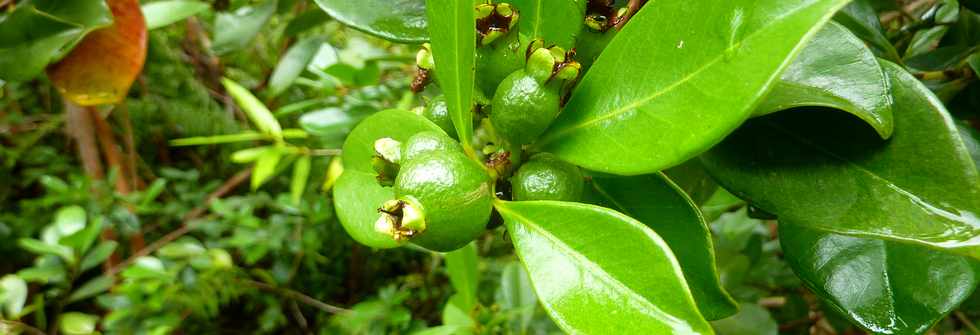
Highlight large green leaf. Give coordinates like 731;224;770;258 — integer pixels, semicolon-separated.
426;0;476;153
314;0;427;43
0;0;112;81
832;0;901;61
534;0;851;175
701;61;980;259
587;173;737;320
496;200;713;334
509;0;586;48
780;224;979;334
334;109;444;248
756;22;893;139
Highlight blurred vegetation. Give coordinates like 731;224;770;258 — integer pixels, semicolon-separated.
1;0;979;334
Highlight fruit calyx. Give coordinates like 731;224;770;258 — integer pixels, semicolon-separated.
372;138;402;186
585;0;628;32
375;197;427;241
476;3;519;46
525;42;582;84
411;43;435;92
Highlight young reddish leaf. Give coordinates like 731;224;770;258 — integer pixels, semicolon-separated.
47;0;147;106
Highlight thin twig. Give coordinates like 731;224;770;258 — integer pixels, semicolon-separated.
957;311;980;335
105;168;252;278
244;280;351;314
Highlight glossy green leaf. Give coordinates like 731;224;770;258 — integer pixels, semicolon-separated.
222;78;283;138
0;275;28;318
535;0;852;175
781;224;979;334
334;109;444;248
142;0;210;30
212;0;277;54
496;200;713;334
710;303;777;335
701;61;980;259
59;312;98;335
268;37;325;97
251;147;283;190
832;0;901;61
43;205;86;245
59;216;102;254
299;108;364;138
756;22;894;139
509;0;586;48
444;242;479;310
290;155;311;205
314;0;427;43
0;0;112;81
426;0;476;153
959;122;980;171
67;275;112;303
664;159;719;206
587;173;737;320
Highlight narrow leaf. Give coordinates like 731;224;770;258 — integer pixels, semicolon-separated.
18;239;75;264
535;0;852;175
426;0;476;153
269;37;325;97
702;61;980;259
251;148;283;190
290;155;312;205
67;275;113;303
497;200;713;334
80;241;118;272
222;78;283;138
142;0;210;30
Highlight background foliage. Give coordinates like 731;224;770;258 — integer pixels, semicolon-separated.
0;0;979;334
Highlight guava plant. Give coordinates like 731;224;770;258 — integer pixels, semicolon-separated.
327;0;980;333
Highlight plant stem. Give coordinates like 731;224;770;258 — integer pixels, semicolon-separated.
244;280;351;314
65;100;104;180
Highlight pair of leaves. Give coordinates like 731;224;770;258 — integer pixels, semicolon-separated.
702;61;980;333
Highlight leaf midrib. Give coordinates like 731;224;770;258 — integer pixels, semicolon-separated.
497;203;696;331
538;1;834;147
